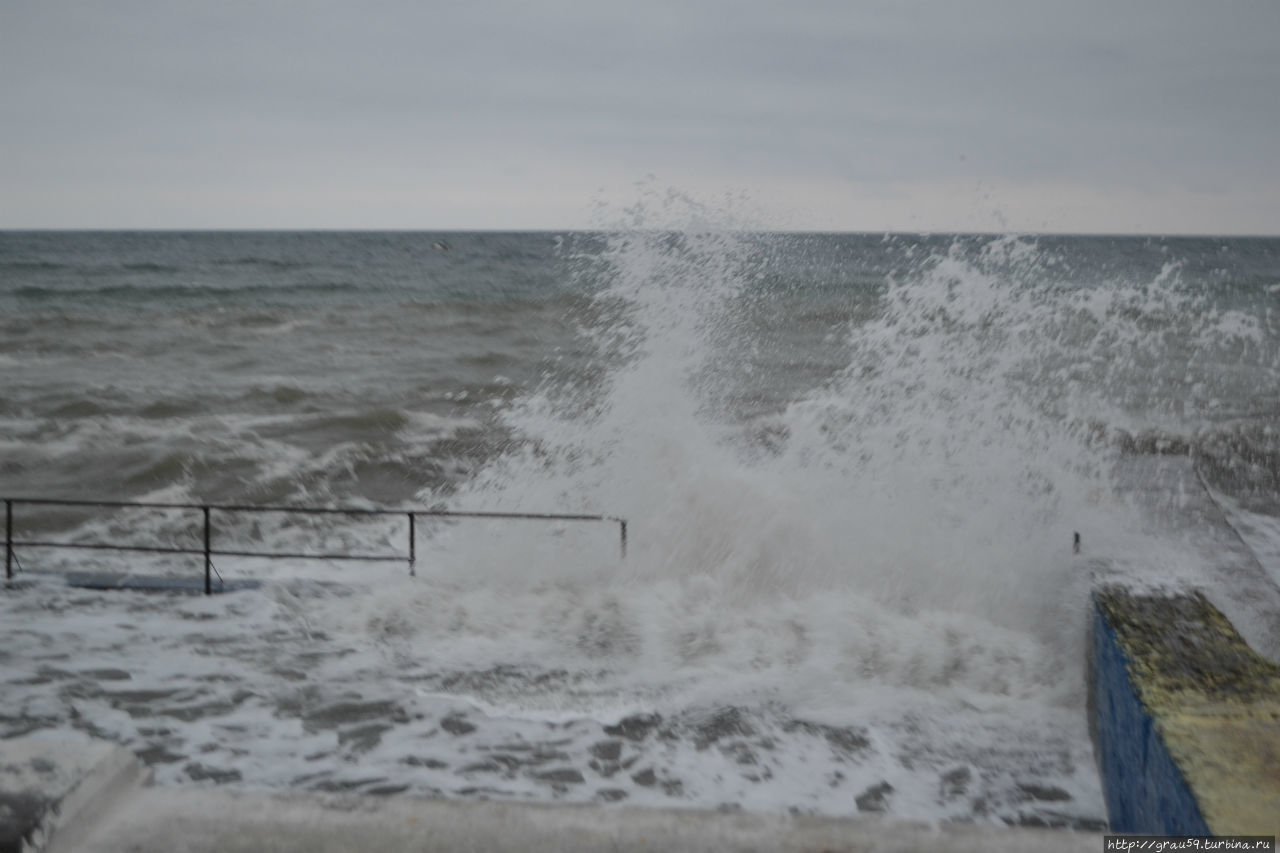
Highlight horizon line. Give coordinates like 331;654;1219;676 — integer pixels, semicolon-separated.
3;227;1278;239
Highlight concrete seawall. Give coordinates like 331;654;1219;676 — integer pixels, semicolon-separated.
1091;586;1280;835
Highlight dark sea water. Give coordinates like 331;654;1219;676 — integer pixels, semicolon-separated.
2;225;1278;827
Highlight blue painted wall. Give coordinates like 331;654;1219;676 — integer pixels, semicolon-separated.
1091;600;1210;834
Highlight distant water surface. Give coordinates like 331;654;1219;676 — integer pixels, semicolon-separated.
2;227;1278;827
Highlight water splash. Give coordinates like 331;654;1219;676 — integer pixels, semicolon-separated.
12;226;1280;825
406;212;1140;715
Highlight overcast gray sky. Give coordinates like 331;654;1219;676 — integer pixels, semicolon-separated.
3;1;1278;233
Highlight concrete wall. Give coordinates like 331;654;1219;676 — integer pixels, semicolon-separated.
1090;587;1280;835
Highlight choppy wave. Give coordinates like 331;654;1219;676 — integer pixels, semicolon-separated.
3;223;1279;827
12;280;364;303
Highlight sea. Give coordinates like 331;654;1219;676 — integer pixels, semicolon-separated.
2;215;1279;829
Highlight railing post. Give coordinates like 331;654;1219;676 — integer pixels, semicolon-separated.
5;499;13;581
203;506;212;595
619;519;627;559
408;512;416;577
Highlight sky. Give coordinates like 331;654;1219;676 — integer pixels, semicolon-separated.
3;1;1279;234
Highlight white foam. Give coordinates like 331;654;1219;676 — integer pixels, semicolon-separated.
10;220;1278;827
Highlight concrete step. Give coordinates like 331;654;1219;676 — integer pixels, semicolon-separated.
0;736;151;853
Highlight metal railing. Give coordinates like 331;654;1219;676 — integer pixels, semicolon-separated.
3;497;627;594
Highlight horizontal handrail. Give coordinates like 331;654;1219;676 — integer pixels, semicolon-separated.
13;540;406;563
14;540;209;557
8;496;625;524
3;497;628;594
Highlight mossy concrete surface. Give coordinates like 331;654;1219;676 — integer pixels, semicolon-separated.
1092;587;1280;834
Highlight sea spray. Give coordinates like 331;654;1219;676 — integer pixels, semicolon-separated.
392;222;1275;720
435;232;1093;631
306;219;1113;823
8;227;1279;824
